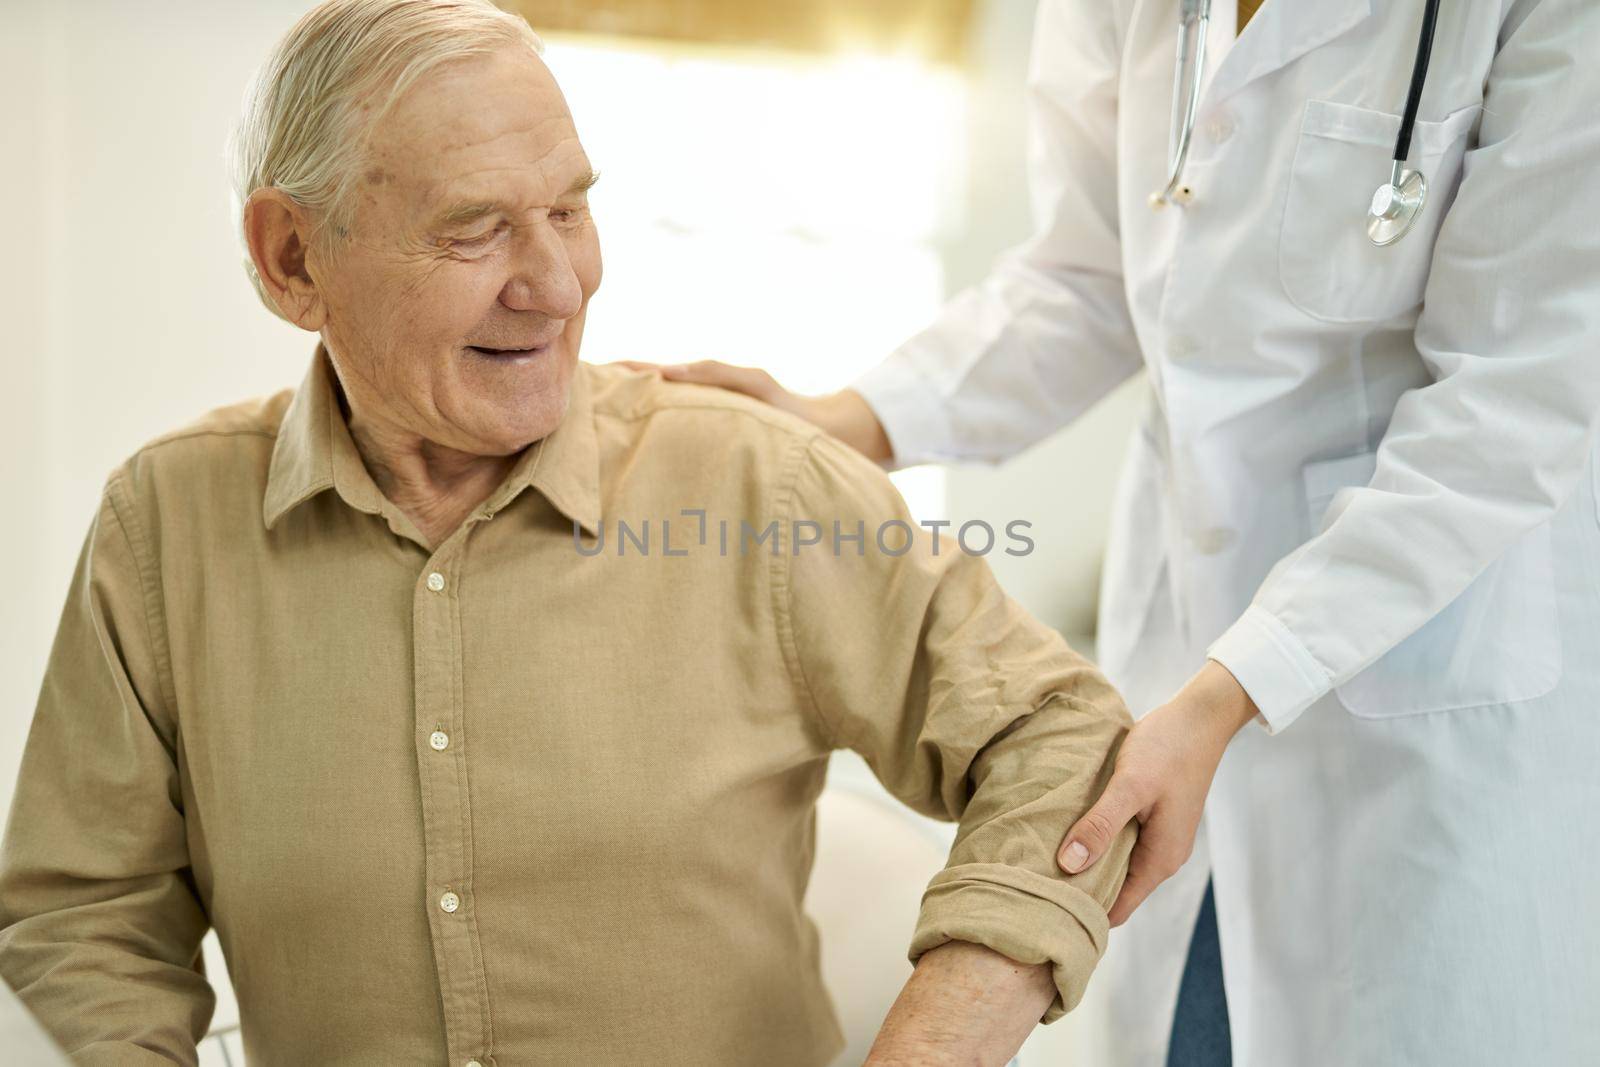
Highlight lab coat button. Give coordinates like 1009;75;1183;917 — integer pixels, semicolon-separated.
1206;114;1235;143
1168;334;1199;359
1191;526;1237;555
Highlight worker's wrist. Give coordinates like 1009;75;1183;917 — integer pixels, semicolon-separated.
815;389;894;464
1189;660;1261;742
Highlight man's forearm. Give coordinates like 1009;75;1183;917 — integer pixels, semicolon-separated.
865;940;1057;1066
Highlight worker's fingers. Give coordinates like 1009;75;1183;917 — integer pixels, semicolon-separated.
1057;769;1146;875
1105;809;1196;927
1105;838;1168;927
656;360;783;402
607;359;789;407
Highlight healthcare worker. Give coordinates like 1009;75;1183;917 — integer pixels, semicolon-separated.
627;0;1600;1063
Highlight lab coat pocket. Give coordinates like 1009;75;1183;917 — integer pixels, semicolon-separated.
1303;450;1562;718
1279;100;1479;325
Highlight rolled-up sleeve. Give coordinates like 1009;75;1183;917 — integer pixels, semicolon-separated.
0;469;213;1065
773;432;1135;1022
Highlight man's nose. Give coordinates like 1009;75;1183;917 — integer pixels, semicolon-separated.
499;223;583;319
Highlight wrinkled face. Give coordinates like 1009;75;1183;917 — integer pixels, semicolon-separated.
313;44;601;454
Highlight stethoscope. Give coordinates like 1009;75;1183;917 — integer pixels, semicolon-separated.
1152;0;1443;246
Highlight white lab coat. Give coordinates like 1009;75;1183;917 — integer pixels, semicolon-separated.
853;0;1600;1063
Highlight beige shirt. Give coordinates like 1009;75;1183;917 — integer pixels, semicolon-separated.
1;346;1135;1067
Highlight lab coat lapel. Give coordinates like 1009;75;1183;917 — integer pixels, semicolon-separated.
1203;0;1375;107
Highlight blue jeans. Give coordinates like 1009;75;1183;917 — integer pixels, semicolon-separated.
1166;879;1231;1067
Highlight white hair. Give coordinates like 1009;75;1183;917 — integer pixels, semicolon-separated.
228;0;544;320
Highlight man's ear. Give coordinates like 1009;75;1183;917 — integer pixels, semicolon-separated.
243;189;329;330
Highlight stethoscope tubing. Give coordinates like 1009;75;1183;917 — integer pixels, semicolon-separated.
1394;0;1443;166
1395;0;1446;164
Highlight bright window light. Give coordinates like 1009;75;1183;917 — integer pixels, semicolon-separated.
544;36;965;518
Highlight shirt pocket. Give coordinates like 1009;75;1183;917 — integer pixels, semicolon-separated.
1302;449;1562;719
1279;99;1480;325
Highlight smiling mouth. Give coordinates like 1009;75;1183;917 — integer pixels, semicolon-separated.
466;343;548;359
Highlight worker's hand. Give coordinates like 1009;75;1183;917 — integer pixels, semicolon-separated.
611;360;895;464
1056;660;1258;926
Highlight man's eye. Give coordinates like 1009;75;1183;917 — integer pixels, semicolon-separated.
550;208;580;223
453;225;504;249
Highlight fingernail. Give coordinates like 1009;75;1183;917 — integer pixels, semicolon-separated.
1060;841;1089;873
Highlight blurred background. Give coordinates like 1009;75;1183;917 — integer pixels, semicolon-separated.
0;0;1147;1061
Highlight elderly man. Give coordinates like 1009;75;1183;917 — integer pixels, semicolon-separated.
0;2;1137;1064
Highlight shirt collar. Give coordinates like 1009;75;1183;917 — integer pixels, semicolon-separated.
263;343;601;537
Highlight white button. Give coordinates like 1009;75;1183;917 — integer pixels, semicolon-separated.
426;571;446;592
439;890;460;913
1190;526;1237;554
429;730;450;751
1168;333;1199;359
1206;113;1235;143
466;1061;484;1067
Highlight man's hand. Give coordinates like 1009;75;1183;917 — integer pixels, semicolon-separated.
1056;660;1258;926
610;360;895;464
864;940;1057;1066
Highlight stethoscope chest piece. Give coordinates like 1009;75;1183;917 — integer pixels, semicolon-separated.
1366;166;1427;246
